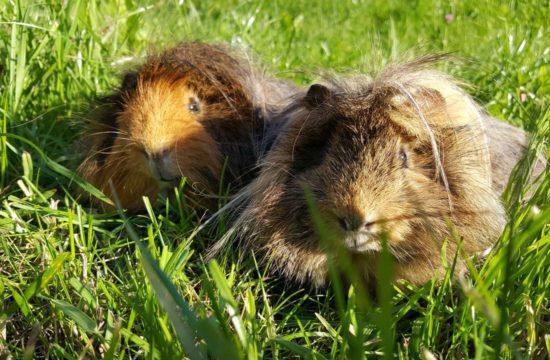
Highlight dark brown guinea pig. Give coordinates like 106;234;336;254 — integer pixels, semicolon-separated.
78;42;294;212
214;57;507;288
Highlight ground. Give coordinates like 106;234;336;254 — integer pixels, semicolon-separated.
0;0;549;359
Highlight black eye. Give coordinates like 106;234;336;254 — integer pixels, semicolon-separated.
399;147;408;166
188;98;200;113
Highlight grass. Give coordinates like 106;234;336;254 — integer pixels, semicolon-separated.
0;0;549;358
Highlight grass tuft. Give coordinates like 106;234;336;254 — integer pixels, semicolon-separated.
0;0;548;358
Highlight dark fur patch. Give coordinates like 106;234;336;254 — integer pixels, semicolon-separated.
121;72;138;92
94;95;125;166
202;115;261;187
290;119;336;175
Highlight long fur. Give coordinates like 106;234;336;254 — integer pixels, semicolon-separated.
210;56;513;288
77;42;298;212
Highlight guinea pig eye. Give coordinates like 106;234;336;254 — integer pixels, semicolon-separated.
188;97;200;113
399;147;408;166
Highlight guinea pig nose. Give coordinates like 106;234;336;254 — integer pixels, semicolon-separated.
338;214;375;232
147;148;177;182
150;148;171;161
338;215;361;232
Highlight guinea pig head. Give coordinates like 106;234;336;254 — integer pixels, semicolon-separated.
266;85;452;251
79;42;269;212
231;77;505;287
117;72;221;188
80;70;224;212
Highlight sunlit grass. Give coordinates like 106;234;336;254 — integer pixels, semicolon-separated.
0;0;548;358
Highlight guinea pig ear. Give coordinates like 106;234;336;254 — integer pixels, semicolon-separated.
304;84;332;109
416;87;446;107
391;77;489;135
388;86;448;140
121;71;138;92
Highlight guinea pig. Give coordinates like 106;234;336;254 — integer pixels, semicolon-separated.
483;116;546;196
77;42;295;212
212;57;508;288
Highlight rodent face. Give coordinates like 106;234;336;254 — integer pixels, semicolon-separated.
114;76;221;193
274;99;446;254
308;126;416;253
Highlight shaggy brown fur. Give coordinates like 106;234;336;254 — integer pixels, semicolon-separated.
214;57;510;288
78;42;295;212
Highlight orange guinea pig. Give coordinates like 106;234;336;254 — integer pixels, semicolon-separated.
78;42;294;212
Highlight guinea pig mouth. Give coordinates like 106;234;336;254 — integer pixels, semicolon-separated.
148;161;180;184
343;233;381;253
158;175;179;183
155;171;180;183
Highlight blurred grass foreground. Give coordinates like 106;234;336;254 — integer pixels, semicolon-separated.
0;1;549;358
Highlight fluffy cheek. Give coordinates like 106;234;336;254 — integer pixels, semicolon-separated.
253;181;331;286
383;172;451;252
377;202;414;245
102;138;149;178
172;131;222;188
258;182;321;250
252;185;287;242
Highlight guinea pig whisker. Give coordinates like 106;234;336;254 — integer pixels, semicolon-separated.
87;145;133;162
102;147;131;164
78;144;132;168
84;124;130;139
111;141;142;154
257;160;298;180
94;144;130;155
106;133;134;141
370;208;505;231
87;130;129;137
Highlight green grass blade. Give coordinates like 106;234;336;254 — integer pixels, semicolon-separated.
48;298;97;333
1;133;113;206
0;253;69;320
137;240;204;360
